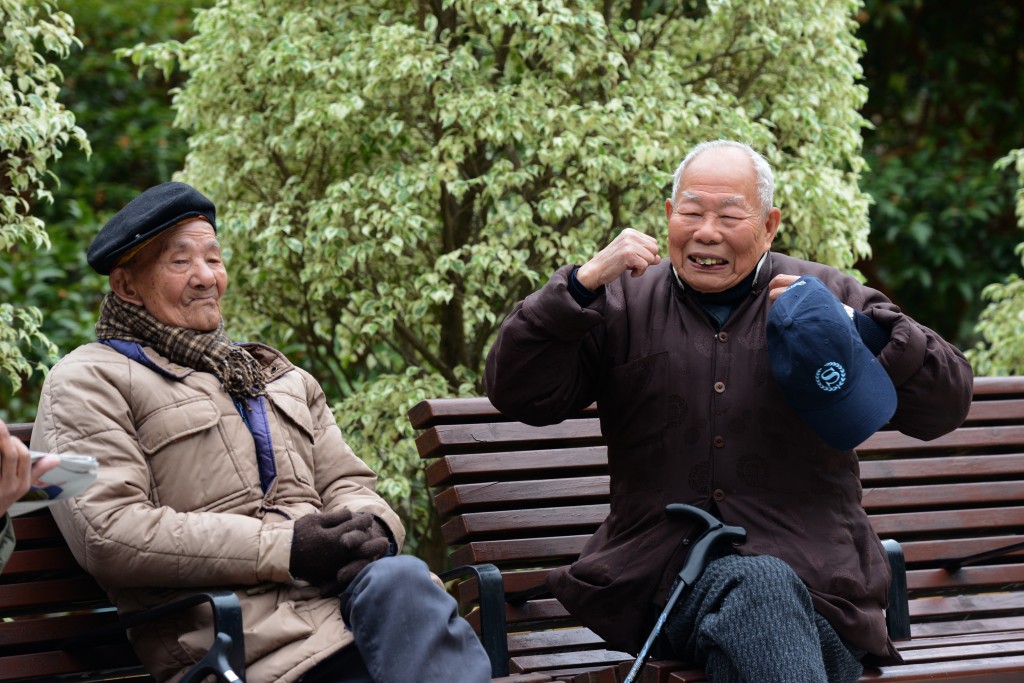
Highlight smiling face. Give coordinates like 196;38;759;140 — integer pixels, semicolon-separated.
666;146;780;293
110;219;227;331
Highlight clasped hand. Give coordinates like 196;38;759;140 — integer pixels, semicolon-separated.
289;508;391;595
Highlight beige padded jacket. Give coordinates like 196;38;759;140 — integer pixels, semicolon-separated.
32;341;404;683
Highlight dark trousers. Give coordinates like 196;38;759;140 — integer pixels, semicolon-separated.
299;555;491;683
662;553;865;683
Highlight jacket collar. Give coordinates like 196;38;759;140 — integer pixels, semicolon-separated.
670;251;772;300
101;339;295;383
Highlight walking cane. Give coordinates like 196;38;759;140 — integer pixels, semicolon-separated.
623;504;747;683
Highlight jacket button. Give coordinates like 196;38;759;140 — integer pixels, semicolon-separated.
713;436;725;448
713;489;726;502
714;381;726;393
717;332;729;342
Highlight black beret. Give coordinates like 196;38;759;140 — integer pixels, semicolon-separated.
87;182;217;274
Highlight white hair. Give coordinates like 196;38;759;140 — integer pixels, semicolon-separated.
670;140;774;217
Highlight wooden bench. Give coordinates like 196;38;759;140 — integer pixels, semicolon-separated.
410;375;1024;682
1;423;244;683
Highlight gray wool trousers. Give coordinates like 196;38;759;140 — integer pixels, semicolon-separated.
661;553;865;683
299;555;491;683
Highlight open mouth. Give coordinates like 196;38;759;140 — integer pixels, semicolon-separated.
689;256;727;267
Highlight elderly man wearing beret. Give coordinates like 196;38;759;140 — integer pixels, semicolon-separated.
31;182;491;683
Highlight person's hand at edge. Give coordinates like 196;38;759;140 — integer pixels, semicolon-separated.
0;420;59;517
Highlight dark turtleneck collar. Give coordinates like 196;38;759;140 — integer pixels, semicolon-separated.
672;252;769;330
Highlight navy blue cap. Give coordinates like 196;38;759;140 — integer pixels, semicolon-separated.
87;182;216;274
766;276;896;451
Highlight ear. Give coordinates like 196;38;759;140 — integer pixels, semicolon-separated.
762;207;782;250
665;198;673;221
109;267;143;306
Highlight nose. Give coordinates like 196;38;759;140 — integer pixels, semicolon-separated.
693;213;721;243
190;261;216;288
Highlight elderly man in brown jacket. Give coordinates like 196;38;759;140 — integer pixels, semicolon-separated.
485;140;973;682
32;182;490;683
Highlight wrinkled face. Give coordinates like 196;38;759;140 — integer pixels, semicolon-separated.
111;219;227;331
666;147;780;293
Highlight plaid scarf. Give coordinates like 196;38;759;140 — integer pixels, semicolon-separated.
95;292;266;399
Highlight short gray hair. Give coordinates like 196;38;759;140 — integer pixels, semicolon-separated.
670;140;774;217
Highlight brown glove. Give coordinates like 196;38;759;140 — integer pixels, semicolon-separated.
290;509;391;590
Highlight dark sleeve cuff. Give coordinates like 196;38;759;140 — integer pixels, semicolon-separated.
568;266;601;307
854;310;891;356
373;515;399;557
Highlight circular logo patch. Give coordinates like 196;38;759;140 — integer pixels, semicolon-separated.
815;361;846;392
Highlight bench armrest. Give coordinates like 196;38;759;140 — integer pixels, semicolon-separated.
60;590;246;682
440;563;509;677
882;538;911;641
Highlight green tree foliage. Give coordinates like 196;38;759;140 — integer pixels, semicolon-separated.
0;0;87;409
857;0;1024;347
127;0;871;563
968;149;1024;375
0;0;208;420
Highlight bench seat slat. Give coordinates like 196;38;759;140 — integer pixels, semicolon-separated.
465;598;574;632
857;655;1024;682
665;653;1024;682
506;627;603;655
509;649;631;675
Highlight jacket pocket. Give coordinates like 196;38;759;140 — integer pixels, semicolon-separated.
137;397;220;454
266;391;316;444
137;397;252;511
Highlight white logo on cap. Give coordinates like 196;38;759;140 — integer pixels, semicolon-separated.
815;361;846;392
